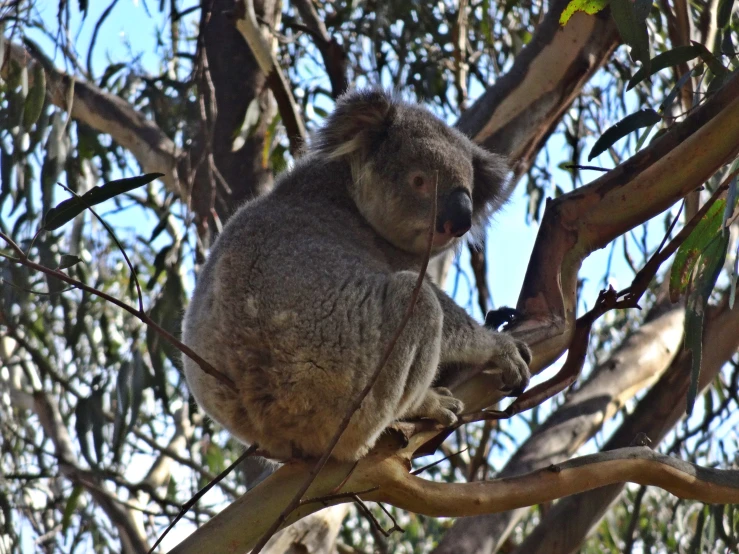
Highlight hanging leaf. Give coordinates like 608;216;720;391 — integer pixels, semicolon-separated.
691;41;729;78
22;63;46;129
74;397;95;467
669;199;726;302
717;0;734;30
627;45;700;90
58;254;82;270
90;387;106;464
61;485;83;533
684;230;729;414
610;0;651;73
43;173;163;231
112;361;133;460
588;109;661;160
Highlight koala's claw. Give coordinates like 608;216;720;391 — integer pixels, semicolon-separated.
489;335;532;394
412;387;464;427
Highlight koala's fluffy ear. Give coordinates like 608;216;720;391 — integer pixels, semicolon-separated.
471;145;510;222
311;89;396;160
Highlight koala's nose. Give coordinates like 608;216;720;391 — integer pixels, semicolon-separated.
437;189;473;237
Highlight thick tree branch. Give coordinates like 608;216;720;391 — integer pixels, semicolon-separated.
433;305;684;554
457;2;618;175
168;442;739;553
234;0;306;155
512;296;739;554
450;69;739;415
3;42;180;196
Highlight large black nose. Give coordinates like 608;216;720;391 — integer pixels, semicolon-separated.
437;189;473;237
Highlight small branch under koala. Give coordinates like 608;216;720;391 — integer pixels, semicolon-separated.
354;494;404;537
0;231;236;391
249;174;440;554
148;445;258;554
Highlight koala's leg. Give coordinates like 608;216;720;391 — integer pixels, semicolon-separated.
431;284;532;393
371;272;464;426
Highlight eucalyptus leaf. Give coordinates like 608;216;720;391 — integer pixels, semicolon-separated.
670;199;726;302
43;173;163;231
627;46;700;90
58;254;82;270
588;109;661;161
684;231;729;414
611;0;651;71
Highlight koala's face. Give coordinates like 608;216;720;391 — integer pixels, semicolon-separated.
356;110;476;255
313;90;509;257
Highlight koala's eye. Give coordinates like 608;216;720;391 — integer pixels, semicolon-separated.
412;175;425;188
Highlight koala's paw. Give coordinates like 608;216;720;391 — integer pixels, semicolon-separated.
489;335;532;397
414;387;464;427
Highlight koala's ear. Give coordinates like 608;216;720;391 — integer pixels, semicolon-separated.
471;145;510;219
311;89;396;159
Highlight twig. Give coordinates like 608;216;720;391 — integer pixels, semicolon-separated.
55;182;145;313
299;486;380;507
352;495;403;537
0;230;236;390
374;500;404;534
412;447;469;475
291;0;347;98
249;173;440;553
147;445;258;554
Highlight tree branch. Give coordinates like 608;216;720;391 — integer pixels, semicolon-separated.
3;41;180;196
433;304;684;553
451;68;739;415
234;0;307;155
511;294;739;554
168;442;739;553
291;0;348;98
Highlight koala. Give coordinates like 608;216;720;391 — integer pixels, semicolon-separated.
182;90;531;462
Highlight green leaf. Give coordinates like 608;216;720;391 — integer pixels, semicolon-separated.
588;109;661;160
717;0;734;29
90;388;106;464
61;485;83;533
627;46;700;90
74;398;95;467
691;41;728;77
684;230;729;414
611;0;651;72
559;0;610;25
670;199;726;302
43;173;163;231
58;254;82;270
660;66;701;113
112;361;133;461
22;62;46;129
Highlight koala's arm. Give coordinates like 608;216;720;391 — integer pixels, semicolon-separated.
430;282;531;391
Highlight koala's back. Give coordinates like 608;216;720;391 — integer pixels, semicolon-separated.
183;158;406;459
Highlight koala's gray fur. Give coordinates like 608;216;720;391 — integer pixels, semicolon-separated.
182;90;531;462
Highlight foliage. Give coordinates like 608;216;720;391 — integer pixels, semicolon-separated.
0;0;738;553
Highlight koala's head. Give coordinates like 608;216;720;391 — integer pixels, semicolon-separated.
311;89;509;256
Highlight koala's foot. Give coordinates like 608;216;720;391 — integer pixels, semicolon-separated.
489;335;532;397
408;387;464;427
